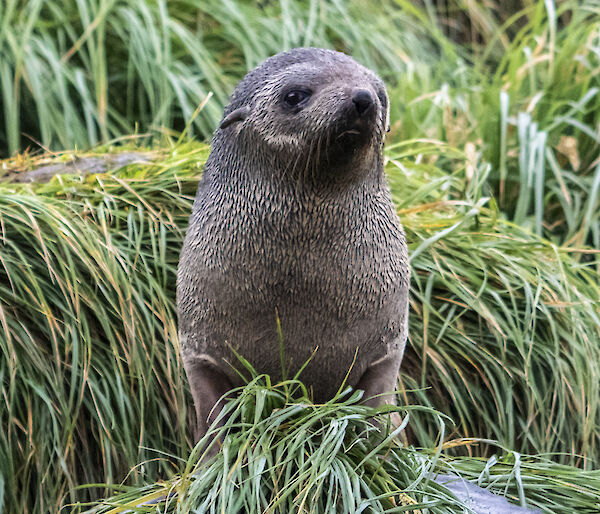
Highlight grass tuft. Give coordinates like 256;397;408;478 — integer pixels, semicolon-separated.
73;375;600;513
0;140;599;512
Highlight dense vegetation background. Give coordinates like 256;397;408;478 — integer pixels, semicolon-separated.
0;0;599;512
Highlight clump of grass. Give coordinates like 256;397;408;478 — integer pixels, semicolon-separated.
477;1;600;246
69;374;485;513
0;0;445;157
0;145;200;512
386;1;600;246
386;140;600;466
2;1;598;246
73;374;600;513
1;140;599;513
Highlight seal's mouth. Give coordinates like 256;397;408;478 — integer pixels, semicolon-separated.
334;120;375;148
334;104;379;146
337;128;362;139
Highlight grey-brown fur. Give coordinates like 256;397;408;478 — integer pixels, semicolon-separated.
177;48;410;442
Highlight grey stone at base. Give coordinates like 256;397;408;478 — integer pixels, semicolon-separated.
434;474;541;513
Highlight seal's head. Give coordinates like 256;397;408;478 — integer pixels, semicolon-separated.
216;48;389;180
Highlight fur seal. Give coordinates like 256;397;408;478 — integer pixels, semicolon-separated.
177;47;410;442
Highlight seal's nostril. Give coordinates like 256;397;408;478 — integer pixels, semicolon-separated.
352;89;373;115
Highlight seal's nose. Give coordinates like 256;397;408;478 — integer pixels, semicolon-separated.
352;89;374;115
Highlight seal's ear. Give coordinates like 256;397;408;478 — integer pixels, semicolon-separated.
219;106;250;129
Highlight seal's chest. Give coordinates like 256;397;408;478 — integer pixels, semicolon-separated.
235;209;401;315
204;182;407;315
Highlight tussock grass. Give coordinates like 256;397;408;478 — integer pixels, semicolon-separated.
73;378;466;513
0;0;440;157
386;141;600;465
2;0;598;245
386;1;600;246
0;162;189;511
1;3;600;511
73;376;600;513
1;141;598;511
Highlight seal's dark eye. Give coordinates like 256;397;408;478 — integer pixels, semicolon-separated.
283;90;311;108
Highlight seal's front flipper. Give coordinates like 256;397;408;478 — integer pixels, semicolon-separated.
354;352;405;430
182;355;233;456
355;352;403;408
